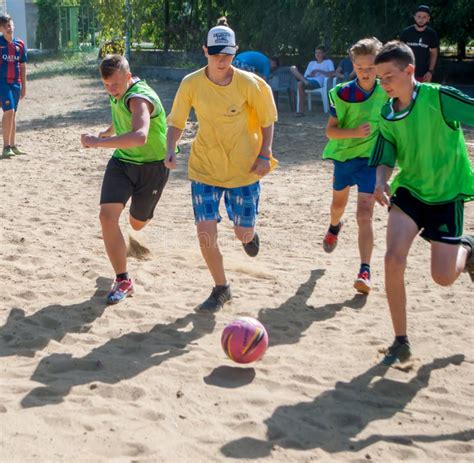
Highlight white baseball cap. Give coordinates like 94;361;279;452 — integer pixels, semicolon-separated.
206;25;236;55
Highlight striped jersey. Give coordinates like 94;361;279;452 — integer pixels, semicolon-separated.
0;36;27;84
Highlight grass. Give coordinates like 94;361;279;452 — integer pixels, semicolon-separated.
27;52;99;81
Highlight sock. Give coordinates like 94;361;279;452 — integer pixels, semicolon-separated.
116;272;129;281
396;335;409;345
360;263;371;275
328;222;342;235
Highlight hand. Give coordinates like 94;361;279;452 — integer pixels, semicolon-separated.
81;134;100;148
20;85;26;100
374;182;391;207
354;123;371;138
423;71;433;82
165;151;177;169
250;157;271;177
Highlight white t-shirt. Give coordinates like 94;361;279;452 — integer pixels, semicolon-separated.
304;59;335;87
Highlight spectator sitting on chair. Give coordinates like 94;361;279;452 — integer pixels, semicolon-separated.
233;51;279;81
291;46;335;117
334;55;355;82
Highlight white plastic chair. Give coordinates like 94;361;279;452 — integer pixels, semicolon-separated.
296;77;330;113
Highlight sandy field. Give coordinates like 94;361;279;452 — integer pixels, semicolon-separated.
0;63;473;462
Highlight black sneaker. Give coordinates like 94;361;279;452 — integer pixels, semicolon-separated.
382;339;411;366
461;235;474;282
197;285;232;313
243;232;260;257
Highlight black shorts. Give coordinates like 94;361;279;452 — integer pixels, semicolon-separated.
391;187;464;245
100;157;169;222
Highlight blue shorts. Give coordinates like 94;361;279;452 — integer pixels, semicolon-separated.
0;82;20;112
191;181;260;228
333;158;376;194
306;79;321;89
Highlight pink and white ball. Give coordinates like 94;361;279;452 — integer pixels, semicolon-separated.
221;317;269;364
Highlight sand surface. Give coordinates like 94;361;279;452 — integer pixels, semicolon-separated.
0;65;473;462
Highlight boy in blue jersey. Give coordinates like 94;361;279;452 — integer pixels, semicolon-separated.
0;14;27;157
321;38;387;294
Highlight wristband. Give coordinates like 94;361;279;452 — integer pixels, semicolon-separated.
258;154;271;161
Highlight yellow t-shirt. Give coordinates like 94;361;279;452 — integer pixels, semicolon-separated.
167;67;278;188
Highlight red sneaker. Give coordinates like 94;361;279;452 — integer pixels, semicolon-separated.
322;221;343;253
107;278;134;304
354;270;371;294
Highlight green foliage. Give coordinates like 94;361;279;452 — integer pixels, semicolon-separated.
36;0;61;49
72;0;473;59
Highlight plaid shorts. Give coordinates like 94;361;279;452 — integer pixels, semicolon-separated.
191;181;260;228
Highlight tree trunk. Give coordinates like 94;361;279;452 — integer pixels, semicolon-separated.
457;37;466;61
164;0;170;51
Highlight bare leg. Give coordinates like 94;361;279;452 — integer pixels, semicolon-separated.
290;66;309;113
234;225;255;244
385;206;419;336
356;192;375;265
431;241;468;286
10;110;16;146
99;203;127;275
2;109;14;146
129;215;149;231
330;187;350;226
197;220;226;286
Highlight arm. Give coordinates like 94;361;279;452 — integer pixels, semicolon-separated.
250;124;274;177
440;86;474;126
165;126;183;169
424;48;438;82
374;165;394;207
326;116;370;139
98;124;115;138
81;97;152;149
20;63;26;99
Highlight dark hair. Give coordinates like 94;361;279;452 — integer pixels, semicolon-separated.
374;41;415;70
350;37;382;60
0;14;12;27
99;54;130;78
217;16;229;27
270;56;280;67
315;46;327;55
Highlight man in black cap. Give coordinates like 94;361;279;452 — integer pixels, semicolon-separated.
399;5;439;82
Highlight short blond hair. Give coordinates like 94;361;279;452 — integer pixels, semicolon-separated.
350;37;383;60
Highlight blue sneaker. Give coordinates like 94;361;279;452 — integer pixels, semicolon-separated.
107;278;134;304
382;339;411;366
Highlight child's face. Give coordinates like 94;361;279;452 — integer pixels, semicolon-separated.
204;48;234;73
352;54;377;86
101;69;132;100
0;20;14;38
376;61;414;98
315;49;325;62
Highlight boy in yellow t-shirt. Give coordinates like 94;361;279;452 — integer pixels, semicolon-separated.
166;17;277;313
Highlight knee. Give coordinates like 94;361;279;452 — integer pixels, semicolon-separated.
99;208;118;227
431;269;455;287
356;209;373;227
385;250;406;272
234;228;254;244
197;230;216;248
129;217;147;231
